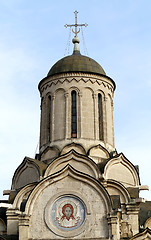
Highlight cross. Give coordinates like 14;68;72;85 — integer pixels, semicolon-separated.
64;11;88;37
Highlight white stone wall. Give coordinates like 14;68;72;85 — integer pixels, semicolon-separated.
54;89;66;141
81;88;94;139
26;176;110;239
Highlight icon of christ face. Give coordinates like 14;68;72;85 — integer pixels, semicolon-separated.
61;203;75;221
65;207;72;218
52;197;85;230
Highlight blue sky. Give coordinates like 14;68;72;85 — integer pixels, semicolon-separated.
0;0;151;200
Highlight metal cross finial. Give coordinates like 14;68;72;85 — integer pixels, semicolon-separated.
64;11;88;37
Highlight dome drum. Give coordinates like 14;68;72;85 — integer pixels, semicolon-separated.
39;71;115;157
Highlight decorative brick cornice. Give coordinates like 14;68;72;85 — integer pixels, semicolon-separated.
39;73;115;94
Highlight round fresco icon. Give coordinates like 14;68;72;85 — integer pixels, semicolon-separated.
51;196;85;231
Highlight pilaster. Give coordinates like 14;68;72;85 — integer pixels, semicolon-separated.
126;203;140;236
92;93;98;139
51;94;55;141
19;214;30;240
111;98;115;147
7;208;20;235
104;96;108;143
78;92;82;138
65;92;69;139
107;214;120;240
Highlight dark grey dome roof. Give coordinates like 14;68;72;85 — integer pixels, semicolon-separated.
47;52;106;77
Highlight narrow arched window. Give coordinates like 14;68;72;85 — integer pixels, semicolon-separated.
71;90;77;138
48;96;51;141
98;93;104;140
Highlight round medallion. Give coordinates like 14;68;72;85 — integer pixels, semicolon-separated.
51;196;85;231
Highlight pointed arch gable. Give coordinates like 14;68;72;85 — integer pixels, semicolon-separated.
88;144;110;163
44;149;100;179
61;142;86;155
25;164;112;216
104;153;140;188
40;145;60;162
20;165;113;239
130;227;151;240
145;217;151;229
11;157;42;190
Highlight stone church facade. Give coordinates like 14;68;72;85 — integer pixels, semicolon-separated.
0;16;151;240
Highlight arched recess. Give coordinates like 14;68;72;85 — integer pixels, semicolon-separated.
96;90;106;141
71;90;77;137
44;149;100;179
81;87;94;139
54;88;65;141
105;179;130;205
69;87;80;139
12;183;36;210
103;153;140;188
24;165;112;239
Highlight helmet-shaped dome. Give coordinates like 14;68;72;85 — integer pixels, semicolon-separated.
47;52;106;77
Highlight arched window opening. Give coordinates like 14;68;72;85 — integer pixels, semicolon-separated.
98;93;104;140
48;96;52;142
71;90;77;138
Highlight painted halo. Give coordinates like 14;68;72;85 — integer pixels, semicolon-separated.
51;196;85;231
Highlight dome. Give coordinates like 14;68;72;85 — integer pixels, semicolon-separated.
47;52;106;77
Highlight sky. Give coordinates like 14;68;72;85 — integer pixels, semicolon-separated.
0;0;151;200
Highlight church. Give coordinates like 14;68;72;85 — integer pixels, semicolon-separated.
0;12;151;240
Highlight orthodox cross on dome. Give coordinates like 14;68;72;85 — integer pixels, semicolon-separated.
64;10;88;37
